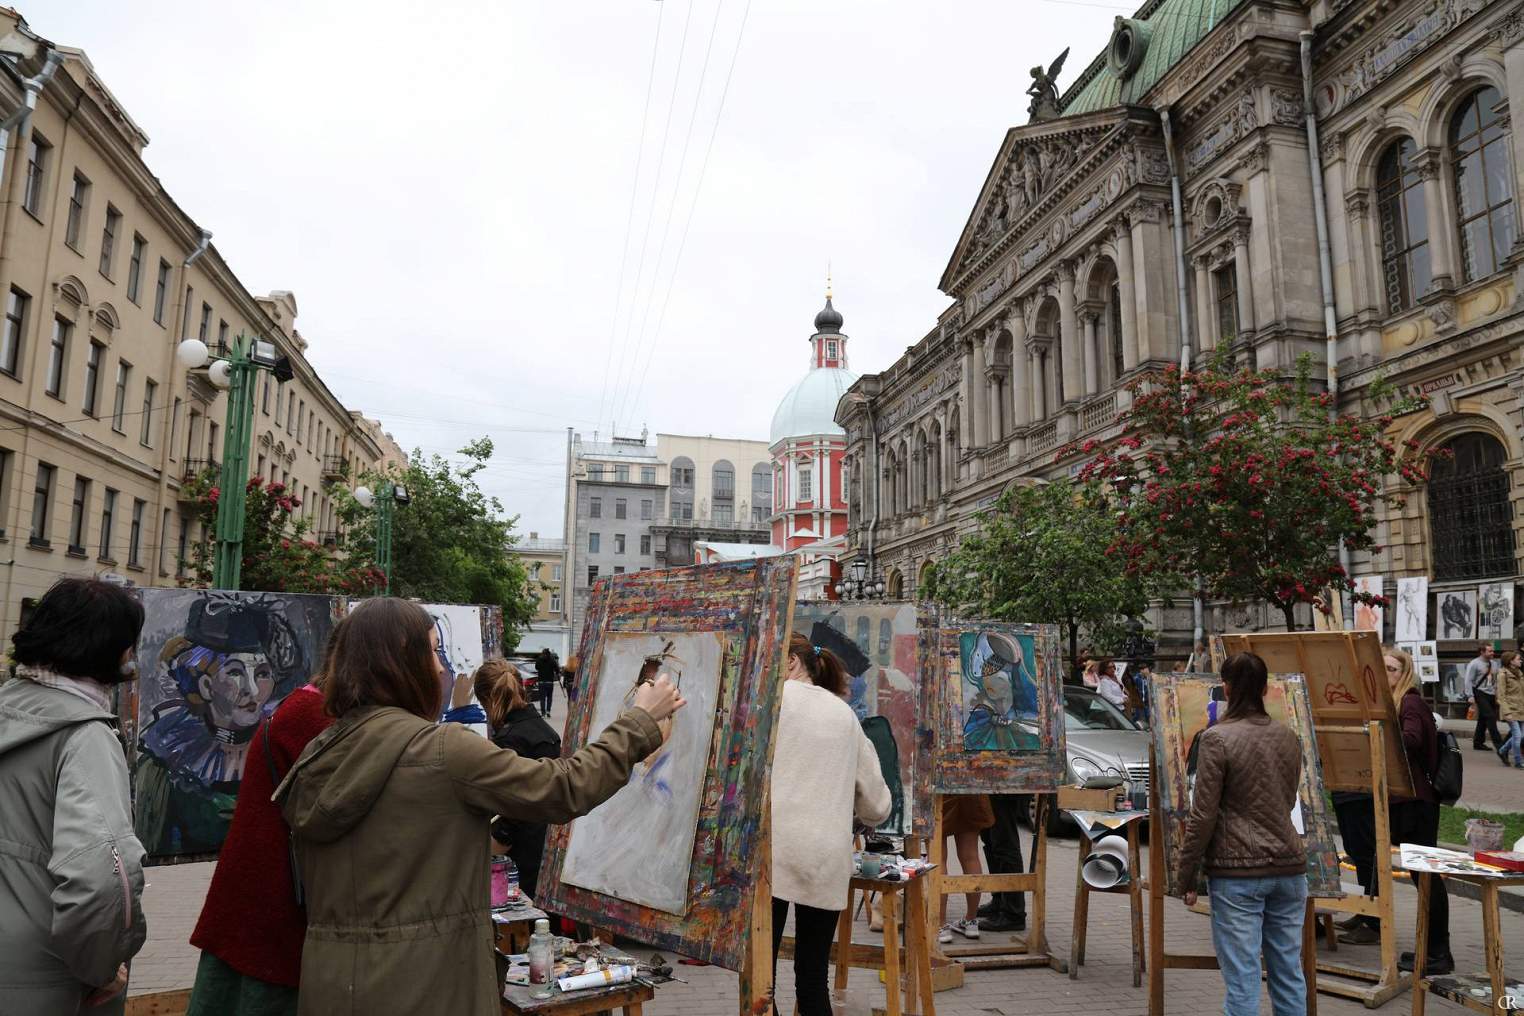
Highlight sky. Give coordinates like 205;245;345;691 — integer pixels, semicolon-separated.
25;0;1123;539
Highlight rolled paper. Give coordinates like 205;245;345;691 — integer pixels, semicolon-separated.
556;964;634;993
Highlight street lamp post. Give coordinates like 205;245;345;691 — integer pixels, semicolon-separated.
354;481;410;594
834;553;887;601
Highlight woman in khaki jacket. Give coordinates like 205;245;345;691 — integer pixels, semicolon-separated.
1497;650;1524;768
276;598;684;1016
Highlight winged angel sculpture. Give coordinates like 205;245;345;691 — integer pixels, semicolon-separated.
1027;47;1069;122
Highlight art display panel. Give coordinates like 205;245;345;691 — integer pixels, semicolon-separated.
1149;672;1341;898
538;559;797;973
921;621;1066;794
1352;575;1384;634
1477;582;1515;642
1438;588;1477;640
1395;576;1429;643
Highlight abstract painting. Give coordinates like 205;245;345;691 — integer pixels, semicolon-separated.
538;558;797;974
1477;582;1514;642
1439;589;1477;640
560;631;725;913
793;600;933;836
1352;575;1384;634
1395;576;1429;643
1149;672;1340;898
129;589;339;859
922;621;1065;794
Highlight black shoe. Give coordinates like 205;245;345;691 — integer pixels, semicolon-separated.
1500;746;1512;766
978;913;1027;933
1335;914;1367;931
1397;951;1455;976
1338;924;1380;945
976;901;999;918
1474;745;1493;751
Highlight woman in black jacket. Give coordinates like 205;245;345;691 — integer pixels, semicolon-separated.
473;660;561;898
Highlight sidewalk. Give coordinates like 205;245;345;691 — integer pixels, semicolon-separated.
1439;718;1524;814
131;833;1507;1013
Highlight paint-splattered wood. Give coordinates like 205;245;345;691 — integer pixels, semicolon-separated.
536;559;797;975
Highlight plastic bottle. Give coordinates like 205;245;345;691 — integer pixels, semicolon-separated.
527;918;554;995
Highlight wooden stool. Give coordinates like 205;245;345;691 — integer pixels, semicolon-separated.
1069;819;1145;987
831;872;937;1016
493;906;550;955
501;979;654;1016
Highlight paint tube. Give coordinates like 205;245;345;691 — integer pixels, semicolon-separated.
556;965;634;993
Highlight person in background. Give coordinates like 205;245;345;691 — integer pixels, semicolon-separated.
1466;644;1503;752
977;795;1027;933
1096;661;1127;711
1494;650;1523;770
938;793;993;943
1177;652;1307;1016
534;647;559;717
474;660;561;897
561;654;579;704
1132;661;1154;724
770;633;891;1016
276;598;683;1016
1081;656;1100;688
1386;646;1453;975
1330;791;1378;943
0;578;148;1015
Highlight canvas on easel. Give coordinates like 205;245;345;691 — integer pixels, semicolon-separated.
537;558;796;977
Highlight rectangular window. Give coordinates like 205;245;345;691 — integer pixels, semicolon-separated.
798;463;813;502
297;399;305;441
207;421;219;461
262;376;271;415
641;466;656;484
128;498;145;566
641;499;652;520
99;205;121;277
176;514;189;577
30;462;54;545
286;391;295;433
713;505;733;523
199;302;212;343
614;566;625;575
552;564;562;581
217;320;228;350
587;465;604;481
169;398;181;460
153;260;170;324
275;381;284;425
181;287;193;339
184;409;199;462
0;449;10;537
679;500;693;520
615;465;629;483
640;534;651;555
550;593;562;613
753;506;768;522
159;508;170;575
98;488;116;561
1214;264;1239;345
3;287;29;376
140;379;157;446
614;534;626;554
589;497;602;518
589;532;600;553
22;133;49;216
256;454;265;480
127;235;146;303
587;565;599;584
68;476;89;554
65;171;89;249
615;498;627;519
45;316;70;398
111;360;130;432
86;340;106;413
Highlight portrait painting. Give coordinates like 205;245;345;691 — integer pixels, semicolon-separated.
1395;576;1428;643
1352;575;1384;634
1477;582;1514;642
131;589;338;858
958;630;1040;752
1439;589;1477;640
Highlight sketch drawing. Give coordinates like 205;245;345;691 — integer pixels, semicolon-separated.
1352;575;1384;633
1395;576;1428;643
560;631;725;915
1439;589;1477;640
132;589;334;857
1477;583;1514;642
959;630;1040;752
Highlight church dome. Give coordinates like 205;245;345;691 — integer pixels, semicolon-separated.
770;365;858;444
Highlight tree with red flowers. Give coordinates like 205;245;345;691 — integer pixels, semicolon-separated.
1074;354;1435;632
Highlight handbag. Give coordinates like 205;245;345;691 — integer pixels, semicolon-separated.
262;708;306;908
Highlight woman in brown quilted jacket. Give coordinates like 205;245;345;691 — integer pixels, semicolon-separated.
1177;652;1307;1016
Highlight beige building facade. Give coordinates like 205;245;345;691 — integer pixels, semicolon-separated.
0;12;396;638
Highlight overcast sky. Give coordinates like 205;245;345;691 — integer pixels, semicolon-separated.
27;0;1121;539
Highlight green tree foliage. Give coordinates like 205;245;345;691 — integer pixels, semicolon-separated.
921;478;1151;680
338;438;536;650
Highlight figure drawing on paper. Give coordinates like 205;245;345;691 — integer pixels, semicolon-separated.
1477;582;1514;642
1440;589;1477;640
1395;576;1428;643
1352;576;1383;633
959;630;1039;752
559;631;724;915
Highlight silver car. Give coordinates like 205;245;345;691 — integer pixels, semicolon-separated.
1021;686;1151;833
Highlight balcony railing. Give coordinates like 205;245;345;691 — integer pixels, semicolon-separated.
651;515;770;533
1081;392;1119;434
321;454;348;481
182;458;219;482
317;530;345;548
1029;421;1059;455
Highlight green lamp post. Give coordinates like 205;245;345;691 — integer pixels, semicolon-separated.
177;333;292;591
353;480;410;594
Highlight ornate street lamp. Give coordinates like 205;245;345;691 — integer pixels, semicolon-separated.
354;482;411;594
834;554;887;600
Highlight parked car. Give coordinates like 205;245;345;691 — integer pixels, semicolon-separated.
1018;685;1151;835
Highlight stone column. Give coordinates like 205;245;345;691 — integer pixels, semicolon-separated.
1129;200;1178;363
1233;225;1256;338
971;335;989;447
959;337;974;450
1114;220;1139;372
1058;263;1080;405
1194;255;1215;353
1029;343;1047;419
1081;309;1100;395
1009;304;1030;427
1415;147;1455;291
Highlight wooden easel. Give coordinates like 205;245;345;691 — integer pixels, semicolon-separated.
924;792;1060;973
1069;816;1145;986
739;812;775;1016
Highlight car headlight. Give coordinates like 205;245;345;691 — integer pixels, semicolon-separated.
1070;756;1103;783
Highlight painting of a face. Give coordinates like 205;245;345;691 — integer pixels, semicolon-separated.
198;651;275;731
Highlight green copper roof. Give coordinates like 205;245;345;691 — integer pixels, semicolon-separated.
1060;0;1250;116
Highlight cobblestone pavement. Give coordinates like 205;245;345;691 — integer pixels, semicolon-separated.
131;831;1515;1014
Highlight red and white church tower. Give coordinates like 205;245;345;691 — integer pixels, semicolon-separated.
769;288;858;599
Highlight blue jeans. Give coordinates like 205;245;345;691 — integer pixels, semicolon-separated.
1503;719;1524;765
1207;875;1308;1016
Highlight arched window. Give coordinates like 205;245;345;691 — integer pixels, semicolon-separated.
712;459;735;523
887;569;904;599
750;463;771;522
1451;87;1517;283
1108;283;1125;384
1428;432;1515;581
1376;138;1431;314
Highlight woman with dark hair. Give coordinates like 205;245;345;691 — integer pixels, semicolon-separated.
0;578;148;1015
474;659;560;898
275;598;683;1016
1177;652;1307;1016
770;633;891;1016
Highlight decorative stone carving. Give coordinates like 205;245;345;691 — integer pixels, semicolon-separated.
1238;141;1270;175
1425;296;1458;334
1192;178;1243;235
964;258;1019;319
1138;147;1171;184
964;133;1100;268
1490;4;1524;45
1270;88;1303;126
1127;199;1166;224
1187;89;1259;173
1331;0;1490;115
1345;187;1371;220
1027;48;1070;122
1319;129;1346;164
1413;146;1445;181
879;363;964;432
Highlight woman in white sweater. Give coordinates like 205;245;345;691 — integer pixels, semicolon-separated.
770;633;893;1015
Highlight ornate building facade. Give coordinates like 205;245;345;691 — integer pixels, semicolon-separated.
839;0;1522;676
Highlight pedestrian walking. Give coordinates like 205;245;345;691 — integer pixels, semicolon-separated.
1495;650;1524;769
770;634;891;1016
534;647;558;716
1386;646;1453;974
938;793;993;943
475;660;560;898
0;578;148;1016
562;654;579;703
1467;644;1503;751
275;598;683;1016
1132;661;1154;725
1177;651;1308;1016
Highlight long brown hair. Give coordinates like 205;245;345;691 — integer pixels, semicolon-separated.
474;659;528;729
1221;651;1269;721
323;598;441;720
1385;646;1416;706
788;632;848;696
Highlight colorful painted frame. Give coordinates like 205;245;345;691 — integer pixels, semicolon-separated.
537;558;797;973
920;620;1066;794
1149;672;1342;899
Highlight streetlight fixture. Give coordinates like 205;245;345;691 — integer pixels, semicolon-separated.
178;333;293;590
353;480;410;594
834;553;887;600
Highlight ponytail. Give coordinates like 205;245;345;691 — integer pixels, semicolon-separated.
788;632;848;697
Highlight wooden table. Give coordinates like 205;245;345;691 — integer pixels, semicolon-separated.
501;978;654;1015
493;905;550;954
833;868;937;1016
1068;813;1145;987
1409;869;1524;1016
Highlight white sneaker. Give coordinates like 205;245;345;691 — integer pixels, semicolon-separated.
951;918;981;940
938;924;954;944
